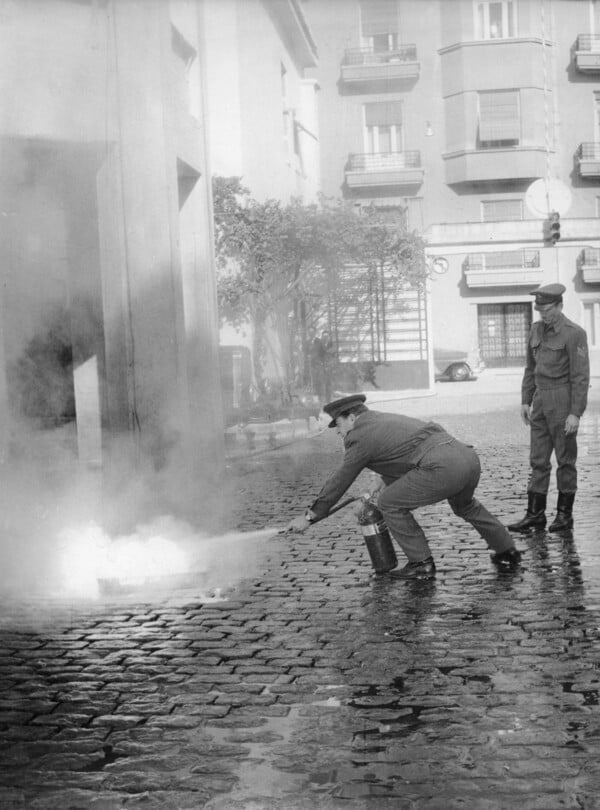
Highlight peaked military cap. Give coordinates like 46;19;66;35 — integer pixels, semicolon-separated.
323;393;367;428
530;283;565;308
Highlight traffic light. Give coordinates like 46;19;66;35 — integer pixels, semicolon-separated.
548;210;561;245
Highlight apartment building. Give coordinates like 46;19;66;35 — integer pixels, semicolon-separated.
304;0;600;383
0;0;223;477
202;0;320;203
201;0;320;393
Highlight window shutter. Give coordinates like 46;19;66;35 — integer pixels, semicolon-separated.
479;90;520;142
365;101;403;127
360;0;399;36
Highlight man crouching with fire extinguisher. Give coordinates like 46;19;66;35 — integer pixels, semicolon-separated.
285;394;521;580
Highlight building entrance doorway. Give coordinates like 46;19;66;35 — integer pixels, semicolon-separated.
477;303;532;367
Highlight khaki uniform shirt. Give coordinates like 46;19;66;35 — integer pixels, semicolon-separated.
521;314;589;417
310;410;448;520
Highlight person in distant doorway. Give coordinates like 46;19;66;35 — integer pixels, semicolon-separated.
307;327;325;400
320;330;335;401
286;394;521;579
508;284;589;534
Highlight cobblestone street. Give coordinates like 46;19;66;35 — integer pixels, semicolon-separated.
1;388;600;810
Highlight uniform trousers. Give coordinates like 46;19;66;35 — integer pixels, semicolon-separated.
377;436;514;562
528;385;578;494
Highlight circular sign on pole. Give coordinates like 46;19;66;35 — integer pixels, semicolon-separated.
525;178;572;218
429;256;449;274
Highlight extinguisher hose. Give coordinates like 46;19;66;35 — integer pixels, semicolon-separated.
311;496;358;524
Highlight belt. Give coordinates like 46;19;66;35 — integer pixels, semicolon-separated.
535;382;570;391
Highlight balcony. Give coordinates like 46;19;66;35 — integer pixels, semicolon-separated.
581;248;600;284
341;45;419;88
464;250;542;288
426;218;600;247
577;143;600;177
345;151;423;190
444;147;548;185
575;35;600;72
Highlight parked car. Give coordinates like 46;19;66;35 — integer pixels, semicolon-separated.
434;348;484;382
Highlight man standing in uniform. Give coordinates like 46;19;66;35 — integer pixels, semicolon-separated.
508;283;589;534
286;394;521;579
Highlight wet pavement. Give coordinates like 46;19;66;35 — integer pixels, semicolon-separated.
1;390;600;809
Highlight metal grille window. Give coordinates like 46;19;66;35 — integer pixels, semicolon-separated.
478;303;531;367
478;90;520;147
476;1;515;39
365;101;403;153
329;265;427;363
481;199;523;221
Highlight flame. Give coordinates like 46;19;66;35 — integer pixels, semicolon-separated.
58;521;189;598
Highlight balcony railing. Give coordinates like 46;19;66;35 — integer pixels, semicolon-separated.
581;247;600;283
464;250;540;273
345;151;423;189
342;45;417;66
577;142;600;177
582;248;600;266
463;250;541;288
575;35;600;71
340;45;419;85
577;34;600;51
426;218;600;246
348;151;421;171
579;142;600;160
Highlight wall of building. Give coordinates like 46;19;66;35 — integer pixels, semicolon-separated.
203;0;320;203
0;0;224;490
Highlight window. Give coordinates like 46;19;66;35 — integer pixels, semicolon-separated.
476;1;516;39
583;301;600;347
478;90;520;147
481;199;523;221
360;0;399;51
171;25;199;118
365;101;403;153
281;64;292;156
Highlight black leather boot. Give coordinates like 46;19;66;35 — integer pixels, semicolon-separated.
390;557;436;580
507;492;547;533
548;492;575;532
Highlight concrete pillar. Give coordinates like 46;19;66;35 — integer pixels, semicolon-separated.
97;0;224;502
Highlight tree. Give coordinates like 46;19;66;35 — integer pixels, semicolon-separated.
212;177;428;397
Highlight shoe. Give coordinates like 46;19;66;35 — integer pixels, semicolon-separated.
390;556;436;580
492;548;522;570
507;493;546;533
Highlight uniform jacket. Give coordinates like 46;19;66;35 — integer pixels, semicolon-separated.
521;314;589;417
310;410;448;519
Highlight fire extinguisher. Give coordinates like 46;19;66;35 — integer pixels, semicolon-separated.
356;494;398;574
